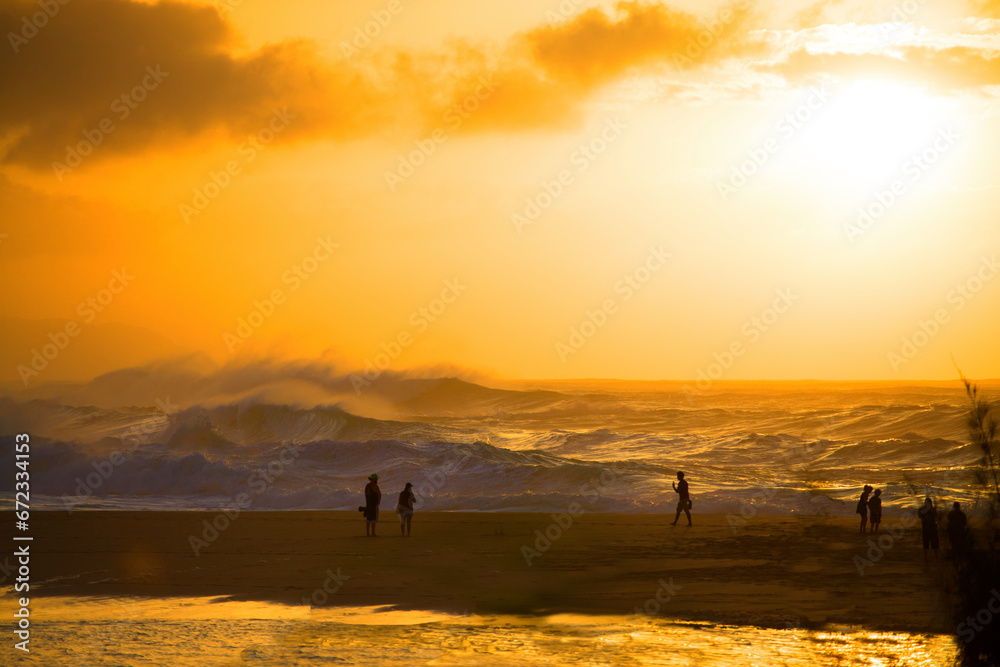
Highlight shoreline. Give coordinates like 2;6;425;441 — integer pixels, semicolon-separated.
15;510;956;634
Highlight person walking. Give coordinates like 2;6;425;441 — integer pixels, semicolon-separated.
671;471;692;527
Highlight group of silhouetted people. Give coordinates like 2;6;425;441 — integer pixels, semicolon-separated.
361;473;416;537
918;497;971;562
856;485;882;533
360;472;973;552
856;485;971;561
361;470;698;535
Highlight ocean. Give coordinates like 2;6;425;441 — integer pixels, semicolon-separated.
1;370;979;665
0;369;989;518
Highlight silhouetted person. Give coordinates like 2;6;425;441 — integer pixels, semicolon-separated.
856;485;873;534
947;501;970;558
918;496;939;562
671;471;692;526
364;473;381;537
868;489;882;534
397;482;416;536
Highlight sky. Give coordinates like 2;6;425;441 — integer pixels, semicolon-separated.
1;0;999;385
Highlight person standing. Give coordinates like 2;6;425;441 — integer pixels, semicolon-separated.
397;482;416;537
918;496;939;562
856;485;873;534
364;474;381;537
671;471;692;526
947;501;970;558
868;488;882;534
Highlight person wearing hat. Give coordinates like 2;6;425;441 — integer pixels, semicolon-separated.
868;488;883;534
396;482;417;537
364;474;381;536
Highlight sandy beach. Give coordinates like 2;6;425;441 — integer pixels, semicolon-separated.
25;510;954;634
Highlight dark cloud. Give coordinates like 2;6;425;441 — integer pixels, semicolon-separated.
0;0;799;168
0;0;381;167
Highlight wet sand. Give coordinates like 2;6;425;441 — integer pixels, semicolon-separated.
23;510;954;632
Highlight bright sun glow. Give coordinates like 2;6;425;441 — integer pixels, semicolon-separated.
793;79;945;188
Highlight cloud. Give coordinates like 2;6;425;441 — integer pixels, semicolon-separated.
771;44;1000;90
401;1;762;134
11;0;994;169
524;1;755;86
0;0;766;167
0;0;381;167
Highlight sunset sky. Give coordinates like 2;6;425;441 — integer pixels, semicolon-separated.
2;0;999;384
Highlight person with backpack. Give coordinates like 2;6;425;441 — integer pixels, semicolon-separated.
396;482;416;537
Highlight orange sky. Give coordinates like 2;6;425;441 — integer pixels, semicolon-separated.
1;0;999;385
